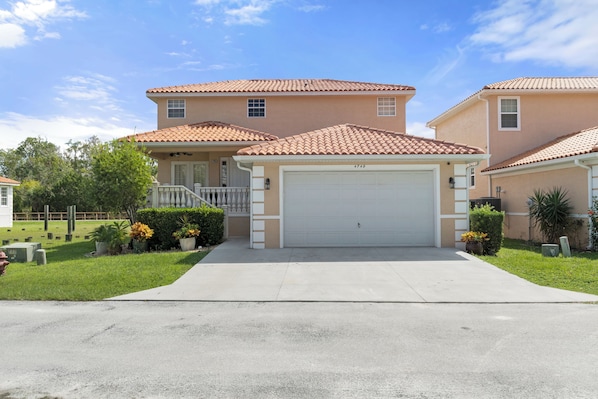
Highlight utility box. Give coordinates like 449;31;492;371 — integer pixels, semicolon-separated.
0;242;42;263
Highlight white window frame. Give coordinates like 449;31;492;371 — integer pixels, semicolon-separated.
167;99;186;119
469;168;476;189
0;187;7;206
247;98;266;118
377;97;396;116
498;96;520;131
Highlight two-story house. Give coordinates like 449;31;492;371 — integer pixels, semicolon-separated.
427;77;598;246
130;79;487;249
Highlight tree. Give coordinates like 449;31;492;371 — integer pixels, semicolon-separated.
91;139;153;223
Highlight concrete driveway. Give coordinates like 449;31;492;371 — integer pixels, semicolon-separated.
110;237;598;303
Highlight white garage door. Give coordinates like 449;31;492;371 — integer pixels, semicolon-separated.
283;170;435;247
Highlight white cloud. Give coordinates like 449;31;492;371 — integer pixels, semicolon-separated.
54;74;121;112
0;23;27;47
0;0;86;48
225;1;273;25
407;122;435;139
297;4;325;12
469;0;598;69
0;112;141;150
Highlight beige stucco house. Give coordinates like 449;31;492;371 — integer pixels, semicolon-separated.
427;77;598;246
131;79;487;249
0;176;20;228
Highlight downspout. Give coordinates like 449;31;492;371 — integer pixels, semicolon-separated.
237;161;253;249
574;159;592;249
478;93;491;197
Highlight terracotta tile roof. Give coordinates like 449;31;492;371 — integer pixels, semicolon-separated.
0;176;20;185
484;77;598;90
428;77;598;127
483;126;598;172
237;124;485;156
147;79;415;94
128;121;278;143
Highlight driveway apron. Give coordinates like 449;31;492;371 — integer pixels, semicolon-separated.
110;237;598;303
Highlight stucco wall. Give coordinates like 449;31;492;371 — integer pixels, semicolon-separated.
487;93;598;165
491;166;590;247
154;95;408;136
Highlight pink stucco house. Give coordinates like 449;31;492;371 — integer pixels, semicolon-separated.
427;77;598;247
129;79;487;249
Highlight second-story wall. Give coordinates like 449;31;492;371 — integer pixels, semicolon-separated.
153;94;407;136
487;93;598;165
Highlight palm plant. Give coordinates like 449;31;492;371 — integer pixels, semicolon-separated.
528;187;572;243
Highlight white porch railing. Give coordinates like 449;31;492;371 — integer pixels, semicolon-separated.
148;184;250;215
195;187;250;215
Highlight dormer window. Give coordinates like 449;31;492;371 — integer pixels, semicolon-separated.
248;98;265;118
499;97;520;130
167;99;185;119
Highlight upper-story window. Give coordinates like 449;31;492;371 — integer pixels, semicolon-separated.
377;97;396;116
469;168;476;188
167;99;185;119
248;98;265;118
498;96;520;130
1;187;7;206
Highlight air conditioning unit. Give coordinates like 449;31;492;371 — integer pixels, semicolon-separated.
470;197;501;212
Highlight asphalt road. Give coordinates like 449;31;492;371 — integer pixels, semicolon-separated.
1;301;598;399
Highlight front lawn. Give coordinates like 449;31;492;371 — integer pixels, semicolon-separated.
481;238;598;296
0;221;209;300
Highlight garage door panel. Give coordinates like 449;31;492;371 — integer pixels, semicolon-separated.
284;170;435;247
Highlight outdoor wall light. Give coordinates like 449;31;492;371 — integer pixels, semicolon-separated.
265;178;271;190
449;177;455;189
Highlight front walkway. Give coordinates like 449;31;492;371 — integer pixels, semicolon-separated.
110;237;598;303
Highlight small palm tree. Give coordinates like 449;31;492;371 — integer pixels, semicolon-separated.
528;187;572;243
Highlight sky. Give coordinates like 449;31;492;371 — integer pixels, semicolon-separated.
1;0;598;151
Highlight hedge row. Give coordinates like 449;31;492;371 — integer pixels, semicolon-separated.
469;204;504;255
137;207;224;250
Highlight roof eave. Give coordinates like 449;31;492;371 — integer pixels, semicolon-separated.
147;90;416;99
135;141;271;148
482;153;598;175
233;153;488;163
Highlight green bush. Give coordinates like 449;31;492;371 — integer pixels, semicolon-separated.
137;207;224;250
528;187;572;244
470;204;504;255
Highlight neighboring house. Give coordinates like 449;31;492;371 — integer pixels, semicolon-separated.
0;177;20;228
130;79;487;249
427;77;598;246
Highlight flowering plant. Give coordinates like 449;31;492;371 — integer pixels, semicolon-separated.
461;231;489;243
172;215;201;240
129;222;154;242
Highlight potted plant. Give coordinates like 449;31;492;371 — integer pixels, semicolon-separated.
107;221;130;255
173;215;201;251
461;231;488;255
129;222;154;253
90;224;114;256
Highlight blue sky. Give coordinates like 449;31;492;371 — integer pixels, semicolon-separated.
1;0;598;150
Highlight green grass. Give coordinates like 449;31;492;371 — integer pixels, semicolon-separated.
0;221;208;300
481;238;598;296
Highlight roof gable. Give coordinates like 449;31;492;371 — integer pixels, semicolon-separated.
483;125;598;172
147;79;415;95
428;77;598;127
128;121;278;144
237;124;485;156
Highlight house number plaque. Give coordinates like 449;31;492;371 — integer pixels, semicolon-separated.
354;165;366;168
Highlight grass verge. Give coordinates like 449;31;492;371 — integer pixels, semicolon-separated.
481;238;598;296
0;221;209;300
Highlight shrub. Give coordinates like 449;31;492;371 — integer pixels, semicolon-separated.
90;221;130;254
528;187;572;244
137;206;224;250
129;222;154;242
469;204;504;255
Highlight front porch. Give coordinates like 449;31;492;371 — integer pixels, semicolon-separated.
147;183;250;236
